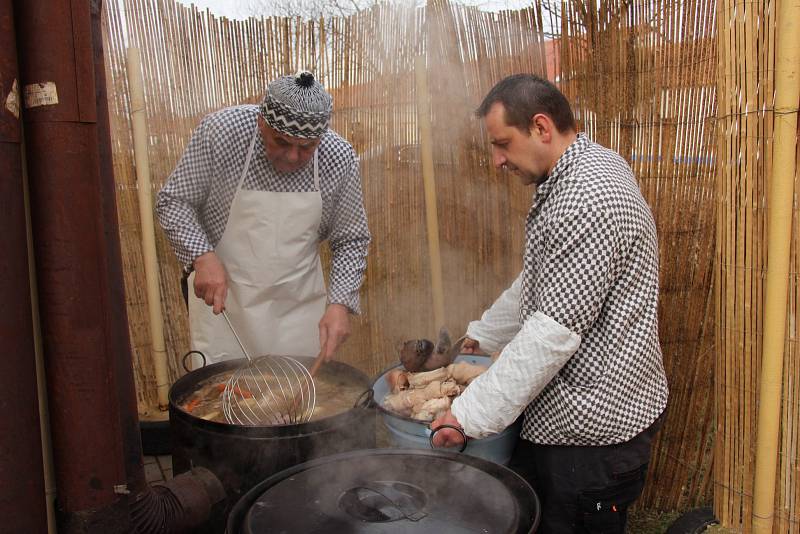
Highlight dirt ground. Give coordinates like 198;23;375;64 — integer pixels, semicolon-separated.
627;509;682;533
627;508;739;533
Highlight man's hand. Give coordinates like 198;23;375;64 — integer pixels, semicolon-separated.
318;303;351;361
459;337;481;354
193;251;228;315
430;410;467;448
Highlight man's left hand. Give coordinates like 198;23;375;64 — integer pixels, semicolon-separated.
318;303;351;361
431;410;467;448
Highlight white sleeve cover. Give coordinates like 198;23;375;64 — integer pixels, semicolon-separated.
451;311;581;438
465;272;524;354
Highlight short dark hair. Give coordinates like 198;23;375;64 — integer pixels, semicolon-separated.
476;74;576;134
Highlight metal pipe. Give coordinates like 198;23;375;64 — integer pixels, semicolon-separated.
15;0;130;529
87;0;150;503
22;113;59;534
127;47;171;411
751;0;800;531
0;2;48;532
18;4;226;532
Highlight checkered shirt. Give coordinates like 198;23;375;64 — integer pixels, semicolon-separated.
461;133;668;446
155;105;371;314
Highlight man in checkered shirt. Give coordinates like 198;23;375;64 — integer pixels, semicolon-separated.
432;75;668;532
156;71;370;365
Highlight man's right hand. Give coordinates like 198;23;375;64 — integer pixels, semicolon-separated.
193;251;228;314
459;337;481;354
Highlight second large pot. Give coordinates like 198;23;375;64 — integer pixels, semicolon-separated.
226;448;541;533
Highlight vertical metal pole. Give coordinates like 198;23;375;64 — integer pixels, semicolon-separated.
14;0;133;530
90;2;149;501
0;2;48;532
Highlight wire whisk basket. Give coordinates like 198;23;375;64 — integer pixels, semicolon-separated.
220;311;317;426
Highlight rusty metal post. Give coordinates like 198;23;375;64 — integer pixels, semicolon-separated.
88;0;150;501
0;2;48;532
14;0;132;530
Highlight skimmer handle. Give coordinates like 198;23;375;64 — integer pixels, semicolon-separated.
309;349;325;377
222;310;253;362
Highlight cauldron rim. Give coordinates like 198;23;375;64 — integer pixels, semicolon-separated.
225;448;541;534
169;357;374;437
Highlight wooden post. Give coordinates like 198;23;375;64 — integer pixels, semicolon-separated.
415;54;445;332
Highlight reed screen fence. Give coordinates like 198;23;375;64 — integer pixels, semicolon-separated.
102;0;799;525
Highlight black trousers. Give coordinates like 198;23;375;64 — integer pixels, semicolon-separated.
508;413;664;534
180;270;190;308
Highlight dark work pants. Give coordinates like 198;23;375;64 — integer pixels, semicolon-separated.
508;413;665;534
181;270;190;308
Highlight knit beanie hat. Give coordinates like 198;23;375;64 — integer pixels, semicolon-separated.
260;71;332;138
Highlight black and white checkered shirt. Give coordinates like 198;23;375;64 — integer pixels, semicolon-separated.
455;133;668;446
155;105;371;314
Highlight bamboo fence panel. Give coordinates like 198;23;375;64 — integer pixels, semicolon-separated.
551;0;718;511
716;0;800;530
102;0;742;513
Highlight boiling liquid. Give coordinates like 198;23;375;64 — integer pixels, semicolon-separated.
179;366;367;424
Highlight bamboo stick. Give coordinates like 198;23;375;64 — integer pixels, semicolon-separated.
127;47;171;410
414;54;445;335
751;0;800;528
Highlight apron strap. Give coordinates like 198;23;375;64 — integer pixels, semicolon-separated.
313;150;319;191
182;128;257;296
235;127;260;195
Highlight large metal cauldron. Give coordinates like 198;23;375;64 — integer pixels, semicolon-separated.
226;449;541;533
169;356;376;532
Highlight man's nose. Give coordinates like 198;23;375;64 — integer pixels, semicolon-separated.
285;146;300;162
492;149;506;169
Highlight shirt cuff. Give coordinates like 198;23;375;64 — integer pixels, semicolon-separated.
466;321;504;354
328;292;361;315
185;245;215;272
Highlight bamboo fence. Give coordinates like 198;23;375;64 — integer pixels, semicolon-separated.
546;0;719;511
715;0;799;531
101;0;800;524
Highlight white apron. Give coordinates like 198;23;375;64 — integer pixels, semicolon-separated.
188;127;326;366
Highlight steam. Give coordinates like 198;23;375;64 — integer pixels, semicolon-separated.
238;450;537;531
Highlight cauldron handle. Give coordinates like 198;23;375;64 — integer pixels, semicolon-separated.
428;424;468;453
354;388;375;409
182;350;207;373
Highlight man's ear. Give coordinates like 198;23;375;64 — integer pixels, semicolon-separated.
529;113;552;142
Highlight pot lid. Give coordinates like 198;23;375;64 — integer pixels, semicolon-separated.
238;449;539;534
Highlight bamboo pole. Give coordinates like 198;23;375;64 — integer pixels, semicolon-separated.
126;47;170;410
751;0;800;529
414;54;445;332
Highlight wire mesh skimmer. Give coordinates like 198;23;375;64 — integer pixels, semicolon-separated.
220;310;317;426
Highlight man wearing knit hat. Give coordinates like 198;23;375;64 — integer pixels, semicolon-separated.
157;71;370;365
